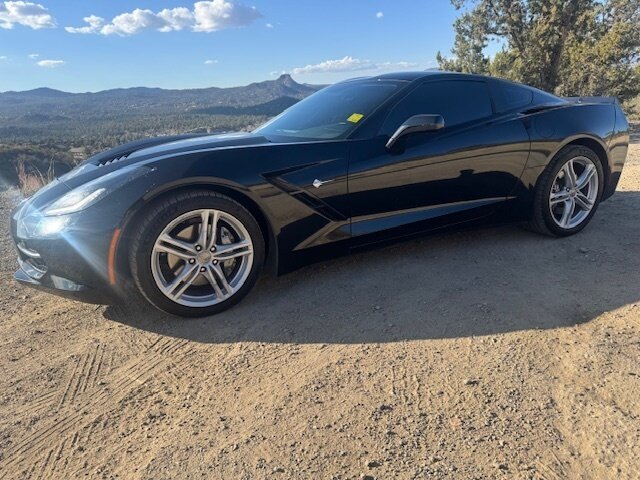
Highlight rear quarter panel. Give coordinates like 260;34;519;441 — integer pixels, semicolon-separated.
513;103;622;216
525;103;615;168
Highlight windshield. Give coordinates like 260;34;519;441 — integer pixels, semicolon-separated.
254;80;403;140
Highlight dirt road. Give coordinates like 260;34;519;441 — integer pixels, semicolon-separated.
1;136;639;479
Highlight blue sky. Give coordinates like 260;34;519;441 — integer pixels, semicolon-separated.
0;0;462;92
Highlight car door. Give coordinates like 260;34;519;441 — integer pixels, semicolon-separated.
347;79;531;239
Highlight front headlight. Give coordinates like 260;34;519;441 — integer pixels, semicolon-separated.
16;165;150;239
44;165;148;216
17;210;72;238
45;187;108;216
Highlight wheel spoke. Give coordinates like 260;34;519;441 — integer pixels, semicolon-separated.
155;244;194;261
203;265;226;299
214;240;252;261
157;234;197;258
576;164;596;190
559;199;575;228
575;192;593;211
164;264;200;300
550;190;570;205
211;263;234;295
197;210;211;249
563;160;577;188
208;211;219;250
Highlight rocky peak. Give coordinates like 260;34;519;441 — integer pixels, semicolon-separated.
276;74;298;88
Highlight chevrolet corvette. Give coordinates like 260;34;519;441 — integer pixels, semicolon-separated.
10;71;630;317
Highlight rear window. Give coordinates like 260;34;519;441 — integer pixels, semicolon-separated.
490;80;533;113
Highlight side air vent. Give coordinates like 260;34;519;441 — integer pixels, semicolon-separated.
521;104;565;115
98;152;131;167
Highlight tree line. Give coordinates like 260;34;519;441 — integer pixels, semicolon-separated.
437;0;640;104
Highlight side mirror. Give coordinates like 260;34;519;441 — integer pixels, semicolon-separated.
386;114;444;150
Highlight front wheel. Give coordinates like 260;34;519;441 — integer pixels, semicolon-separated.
528;146;604;237
129;190;265;317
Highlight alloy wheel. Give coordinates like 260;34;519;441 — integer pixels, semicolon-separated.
548;156;599;230
150;208;254;307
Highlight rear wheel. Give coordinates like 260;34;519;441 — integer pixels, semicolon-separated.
528;145;604;237
129;190;264;317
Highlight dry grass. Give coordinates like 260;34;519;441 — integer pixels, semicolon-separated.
15;156;55;196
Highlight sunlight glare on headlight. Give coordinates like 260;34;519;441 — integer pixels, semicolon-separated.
37;216;70;236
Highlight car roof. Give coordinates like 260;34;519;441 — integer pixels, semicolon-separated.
338;70;501;84
339;71;559;102
368;70;489;82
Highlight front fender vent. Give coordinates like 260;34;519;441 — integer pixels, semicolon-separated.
98;152;131;167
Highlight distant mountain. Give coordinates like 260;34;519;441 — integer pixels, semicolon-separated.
0;75;321;118
1;87;74;99
0;74;325;151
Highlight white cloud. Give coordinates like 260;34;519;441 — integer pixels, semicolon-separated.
376;61;417;69
66;0;261;36
101;10;167;36
193;0;261;32
291;56;418;75
204;59;218;65
265;22;273;28
376;12;384;19
157;7;193;32
292;56;374;75
0;55;7;60
36;59;64;68
65;15;105;34
28;52;38;58
0;1;56;29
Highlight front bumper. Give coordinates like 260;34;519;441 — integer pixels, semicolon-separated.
10;204;121;305
14;260;110;304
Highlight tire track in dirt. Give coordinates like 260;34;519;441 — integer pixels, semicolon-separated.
5;346;186;476
19;391;57;417
33;438;68;480
58;343;112;408
57;355;81;409
0;337;195;478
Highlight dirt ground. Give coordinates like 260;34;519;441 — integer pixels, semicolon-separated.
1;133;639;480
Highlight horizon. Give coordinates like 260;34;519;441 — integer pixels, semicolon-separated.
0;0;488;92
0;73;325;94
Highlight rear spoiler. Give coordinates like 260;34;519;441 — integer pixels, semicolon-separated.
563;96;619;105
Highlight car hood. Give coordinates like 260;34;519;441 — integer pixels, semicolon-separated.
19;132;272;214
85;132;271;167
128;132;271;161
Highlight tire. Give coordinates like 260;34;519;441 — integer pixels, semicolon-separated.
528;145;604;237
129;190;265;317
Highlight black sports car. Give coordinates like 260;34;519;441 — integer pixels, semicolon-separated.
10;71;630;317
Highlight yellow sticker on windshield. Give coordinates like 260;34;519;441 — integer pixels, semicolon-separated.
347;113;364;123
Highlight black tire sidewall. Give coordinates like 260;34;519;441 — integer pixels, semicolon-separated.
130;191;265;317
539;147;604;237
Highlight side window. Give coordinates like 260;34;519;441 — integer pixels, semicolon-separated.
490;80;533;113
381;80;493;136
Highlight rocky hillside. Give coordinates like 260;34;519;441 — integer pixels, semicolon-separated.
0;74;320;119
